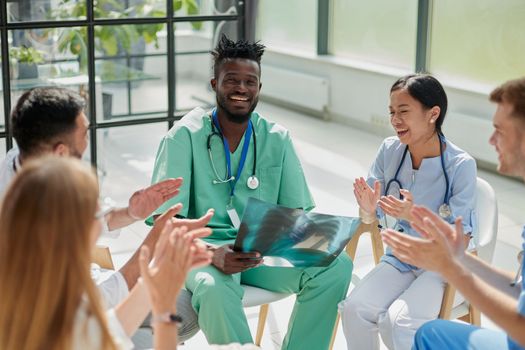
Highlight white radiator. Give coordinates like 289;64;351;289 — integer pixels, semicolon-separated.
442;112;497;166
261;65;329;115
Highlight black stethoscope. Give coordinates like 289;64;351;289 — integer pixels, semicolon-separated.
384;133;451;221
207;109;259;191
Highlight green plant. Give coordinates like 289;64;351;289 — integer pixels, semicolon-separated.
49;0;201;72
9;46;45;64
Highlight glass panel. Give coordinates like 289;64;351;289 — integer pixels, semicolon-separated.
175;53;214;111
174;20;226;111
95;0;166;19
330;0;417;70
256;0;317;53
7;0;86;22
8;28;91;117
0;35;4;132
174;0;237;17
0;139;6;158
430;0;525;86
97;123;168;204
175;19;234;53
95;24;168;122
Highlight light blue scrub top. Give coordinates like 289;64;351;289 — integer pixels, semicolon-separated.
510;227;525;350
367;136;477;272
147;107;315;245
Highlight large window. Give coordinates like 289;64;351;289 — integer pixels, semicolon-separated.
330;0;418;70
429;0;525;86
1;0;244;171
256;0;317;53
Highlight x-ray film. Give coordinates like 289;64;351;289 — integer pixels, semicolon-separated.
234;198;360;267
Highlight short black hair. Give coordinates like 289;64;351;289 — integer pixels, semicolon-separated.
211;34;265;78
391;74;448;134
11;87;86;156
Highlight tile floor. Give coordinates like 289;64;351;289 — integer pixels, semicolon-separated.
97;101;525;350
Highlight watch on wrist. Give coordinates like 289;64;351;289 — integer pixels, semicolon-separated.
152;312;183;326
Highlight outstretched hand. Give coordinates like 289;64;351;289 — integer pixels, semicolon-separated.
353;177;381;216
128;178;183;220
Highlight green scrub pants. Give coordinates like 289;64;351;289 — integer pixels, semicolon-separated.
186;252;353;350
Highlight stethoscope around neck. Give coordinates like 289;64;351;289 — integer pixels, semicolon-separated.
383;133;451;229
206;109;259;191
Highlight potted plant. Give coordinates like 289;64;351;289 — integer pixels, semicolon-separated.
49;0;200;73
9;46;45;79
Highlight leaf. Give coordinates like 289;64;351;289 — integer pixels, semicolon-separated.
101;35;118;56
185;0;199;15
174;0;183;12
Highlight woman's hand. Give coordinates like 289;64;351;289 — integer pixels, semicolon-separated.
353;177;381;216
139;223;212;314
378;189;414;221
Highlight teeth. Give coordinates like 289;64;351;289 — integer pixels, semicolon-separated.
230;96;248;101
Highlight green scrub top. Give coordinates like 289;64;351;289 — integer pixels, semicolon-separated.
147;107;315;244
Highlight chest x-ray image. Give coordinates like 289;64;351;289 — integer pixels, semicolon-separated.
234;198;360;267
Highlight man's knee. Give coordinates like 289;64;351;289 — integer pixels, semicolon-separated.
190;269;243;309
327;252;353;284
412;320;444;350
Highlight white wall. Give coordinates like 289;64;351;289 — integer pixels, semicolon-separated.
261;49;499;167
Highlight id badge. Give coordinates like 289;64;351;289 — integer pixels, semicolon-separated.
227;204;241;229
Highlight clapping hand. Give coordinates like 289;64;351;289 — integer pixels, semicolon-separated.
381;205;465;273
353;177;381;216
139;221;212;314
378;189;414;221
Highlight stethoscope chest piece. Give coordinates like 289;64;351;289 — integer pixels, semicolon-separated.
438;203;452;219
247;176;259;190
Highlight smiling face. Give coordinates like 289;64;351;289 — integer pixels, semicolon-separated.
489;101;525;177
389;88;440;146
211;58;261;124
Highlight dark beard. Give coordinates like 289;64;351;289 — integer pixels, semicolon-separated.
216;95;259;124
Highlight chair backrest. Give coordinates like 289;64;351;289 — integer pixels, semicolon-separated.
474;177;498;264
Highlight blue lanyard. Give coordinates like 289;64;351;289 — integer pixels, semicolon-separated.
212;110;253;197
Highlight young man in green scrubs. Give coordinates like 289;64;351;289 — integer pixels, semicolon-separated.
148;35;353;349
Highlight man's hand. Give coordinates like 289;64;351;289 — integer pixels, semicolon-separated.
380;205;466;273
128;178;183;220
378;189;414;221
212;244;263;274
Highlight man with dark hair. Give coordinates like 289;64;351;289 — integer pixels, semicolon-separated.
382;76;525;350
148;35;353;349
0;86;209;345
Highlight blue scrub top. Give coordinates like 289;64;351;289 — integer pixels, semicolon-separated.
367;136;477;272
509;227;525;350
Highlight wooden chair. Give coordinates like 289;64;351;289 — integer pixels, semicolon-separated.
93;245;115;270
342;177;498;329
329;220;384;349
